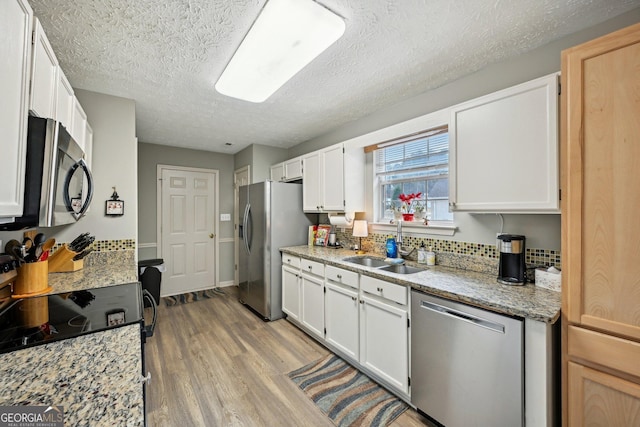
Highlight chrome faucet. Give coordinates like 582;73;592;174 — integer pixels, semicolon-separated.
396;220;416;258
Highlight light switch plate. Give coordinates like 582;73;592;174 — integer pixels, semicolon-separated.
220;213;231;221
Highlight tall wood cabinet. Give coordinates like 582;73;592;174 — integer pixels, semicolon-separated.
561;22;640;427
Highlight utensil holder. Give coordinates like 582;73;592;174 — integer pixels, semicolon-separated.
14;260;50;296
48;245;83;273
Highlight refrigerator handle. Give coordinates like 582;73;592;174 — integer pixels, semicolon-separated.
246;204;253;252
242;203;250;255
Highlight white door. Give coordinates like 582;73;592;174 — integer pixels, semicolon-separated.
160;166;217;296
234;166;250;286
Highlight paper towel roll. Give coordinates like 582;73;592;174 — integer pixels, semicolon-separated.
328;213;354;227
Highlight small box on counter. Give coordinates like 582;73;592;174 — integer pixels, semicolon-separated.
535;267;561;292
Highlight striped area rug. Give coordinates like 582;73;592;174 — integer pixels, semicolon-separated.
163;287;226;306
288;354;408;427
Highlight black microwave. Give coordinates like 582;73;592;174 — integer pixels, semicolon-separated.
1;116;93;230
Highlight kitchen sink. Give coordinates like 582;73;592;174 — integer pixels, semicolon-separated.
342;256;388;268
378;264;425;274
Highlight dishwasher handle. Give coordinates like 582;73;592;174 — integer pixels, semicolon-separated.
419;299;505;334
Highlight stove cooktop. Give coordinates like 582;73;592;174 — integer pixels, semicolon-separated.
0;282;142;354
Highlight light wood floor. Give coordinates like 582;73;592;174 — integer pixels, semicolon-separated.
145;286;431;427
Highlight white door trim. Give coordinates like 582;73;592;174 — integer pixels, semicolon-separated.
156;164;220;290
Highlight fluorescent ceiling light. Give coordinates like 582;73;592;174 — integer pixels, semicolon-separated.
215;0;345;103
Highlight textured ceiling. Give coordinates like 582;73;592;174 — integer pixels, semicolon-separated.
28;0;639;154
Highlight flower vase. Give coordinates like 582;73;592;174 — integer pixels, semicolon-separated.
402;213;414;221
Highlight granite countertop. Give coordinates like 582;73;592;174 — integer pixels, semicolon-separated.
281;246;561;323
0;323;144;426
47;263;138;294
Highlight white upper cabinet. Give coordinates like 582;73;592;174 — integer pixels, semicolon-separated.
270;156;303;182
284;157;303;181
0;0;33;218
270;163;285;182
29;18;58;119
71;97;88;151
302;143;365;213
55;69;74;131
449;73;560;213
84;122;93;168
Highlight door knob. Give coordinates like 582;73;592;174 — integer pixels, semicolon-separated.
209;233;215;238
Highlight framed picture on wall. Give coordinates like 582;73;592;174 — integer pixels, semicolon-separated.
105;199;124;216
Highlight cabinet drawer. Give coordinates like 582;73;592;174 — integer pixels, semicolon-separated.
301;258;324;277
325;265;358;290
282;255;300;269
360;275;407;306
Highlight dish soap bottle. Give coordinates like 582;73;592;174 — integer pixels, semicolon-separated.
418;242;427;264
426;246;436;266
385;235;397;259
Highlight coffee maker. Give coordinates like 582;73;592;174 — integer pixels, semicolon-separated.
497;234;526;285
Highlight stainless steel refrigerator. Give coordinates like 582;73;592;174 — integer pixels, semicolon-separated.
238;181;312;320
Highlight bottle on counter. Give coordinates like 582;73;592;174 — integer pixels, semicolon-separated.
418;242;427;264
385;235;397;259
426;246;436;266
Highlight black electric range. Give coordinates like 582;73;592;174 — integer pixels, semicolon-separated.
0;282;145;354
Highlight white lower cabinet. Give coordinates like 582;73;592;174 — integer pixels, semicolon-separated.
300;259;325;339
282;265;301;322
359;278;409;395
282;256;410;396
325;274;359;362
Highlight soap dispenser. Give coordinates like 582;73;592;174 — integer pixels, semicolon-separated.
418;242;427;264
385;235;397;259
426;246;436;266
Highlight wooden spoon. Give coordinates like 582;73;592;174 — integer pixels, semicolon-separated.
38;238;56;261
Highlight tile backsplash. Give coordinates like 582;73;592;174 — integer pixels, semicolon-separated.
335;230;561;276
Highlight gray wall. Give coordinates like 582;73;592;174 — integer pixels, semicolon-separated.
283;10;640;251
289;9;640;157
137;143;235;282
233;144;288;183
0;90;138;247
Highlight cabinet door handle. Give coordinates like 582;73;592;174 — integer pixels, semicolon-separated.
308;266;312;270
141;372;152;385
337;274;342;279
359;300;364;305
377;287;383;292
351;296;357;301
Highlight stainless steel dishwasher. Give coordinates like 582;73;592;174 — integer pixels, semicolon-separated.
411;290;523;427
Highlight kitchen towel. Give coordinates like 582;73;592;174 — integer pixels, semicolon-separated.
288;353;408;427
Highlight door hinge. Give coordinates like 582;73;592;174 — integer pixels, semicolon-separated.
558;82;561;96
343;200;346;207
235;264;237;271
408;377;411;387
32;30;36;45
323;287;326;294
407;318;410;328
324;327;327;335
559;189;561;201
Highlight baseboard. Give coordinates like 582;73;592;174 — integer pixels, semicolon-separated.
219;280;235;288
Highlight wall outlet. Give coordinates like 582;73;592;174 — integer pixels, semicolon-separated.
220;213;231;222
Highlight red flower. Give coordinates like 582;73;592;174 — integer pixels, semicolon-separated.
398;192;422;203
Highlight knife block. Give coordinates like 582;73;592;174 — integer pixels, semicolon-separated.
48;245;83;273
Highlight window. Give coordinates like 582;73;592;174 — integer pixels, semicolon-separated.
374;128;453;223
